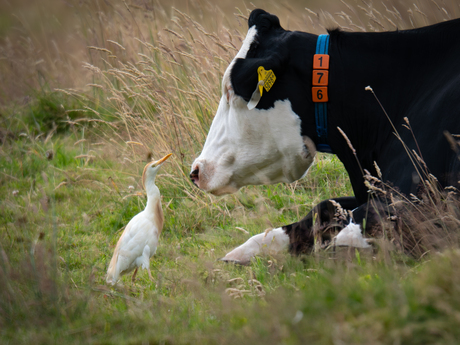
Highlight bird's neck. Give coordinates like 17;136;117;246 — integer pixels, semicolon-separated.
145;181;160;210
144;181;164;232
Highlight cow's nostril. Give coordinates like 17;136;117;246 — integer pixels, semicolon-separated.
190;168;199;184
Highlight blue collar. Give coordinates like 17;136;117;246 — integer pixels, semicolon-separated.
313;34;334;154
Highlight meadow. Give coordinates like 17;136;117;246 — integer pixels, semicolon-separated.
1;0;460;343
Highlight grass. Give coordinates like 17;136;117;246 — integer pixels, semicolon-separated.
1;0;460;343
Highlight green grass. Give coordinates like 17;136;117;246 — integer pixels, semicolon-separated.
2;122;460;344
2;0;460;343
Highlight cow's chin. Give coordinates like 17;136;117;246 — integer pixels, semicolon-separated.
193;164;312;196
193;178;240;196
208;184;240;196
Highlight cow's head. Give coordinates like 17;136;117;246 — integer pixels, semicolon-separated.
190;9;317;195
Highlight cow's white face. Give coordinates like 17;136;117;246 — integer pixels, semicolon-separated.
190;26;316;195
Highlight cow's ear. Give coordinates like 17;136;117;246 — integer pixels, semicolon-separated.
248;9;281;33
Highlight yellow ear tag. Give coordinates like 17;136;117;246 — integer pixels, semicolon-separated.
257;66;276;96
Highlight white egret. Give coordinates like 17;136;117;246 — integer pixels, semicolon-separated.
106;153;172;285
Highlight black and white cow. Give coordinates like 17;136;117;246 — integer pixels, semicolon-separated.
190;9;460;263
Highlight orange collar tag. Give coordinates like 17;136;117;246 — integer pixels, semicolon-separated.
258;66;276;96
313;54;329;70
312;54;329;102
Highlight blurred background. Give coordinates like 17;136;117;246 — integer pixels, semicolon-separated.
1;0;455;104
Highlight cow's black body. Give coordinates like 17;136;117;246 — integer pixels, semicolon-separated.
232;9;460;253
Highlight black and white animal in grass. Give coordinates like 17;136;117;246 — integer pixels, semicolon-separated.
106;153;172;284
190;9;460;263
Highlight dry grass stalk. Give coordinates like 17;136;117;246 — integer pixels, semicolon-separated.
329;199;348;222
337;127;356;155
373;161;382;179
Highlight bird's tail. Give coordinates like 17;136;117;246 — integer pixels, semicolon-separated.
106;251;120;285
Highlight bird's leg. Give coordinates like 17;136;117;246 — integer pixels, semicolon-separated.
147;267;154;281
131;268;138;283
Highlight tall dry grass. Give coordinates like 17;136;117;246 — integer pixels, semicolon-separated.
356;171;460;259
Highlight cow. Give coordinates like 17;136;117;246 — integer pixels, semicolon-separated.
190;9;460;263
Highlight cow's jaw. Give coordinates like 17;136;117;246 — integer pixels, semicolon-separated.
191;96;315;195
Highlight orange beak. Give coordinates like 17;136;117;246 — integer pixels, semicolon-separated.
155;153;172;166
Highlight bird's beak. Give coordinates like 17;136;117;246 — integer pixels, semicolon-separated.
155;153;172;166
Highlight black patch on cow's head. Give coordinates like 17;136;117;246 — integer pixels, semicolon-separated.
248;9;281;35
244;9;281;59
230;9;289;105
229;9;317;116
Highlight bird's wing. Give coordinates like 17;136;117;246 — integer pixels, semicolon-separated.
118;214;158;253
